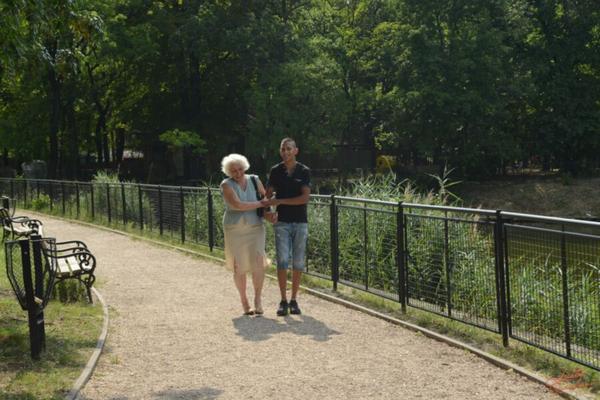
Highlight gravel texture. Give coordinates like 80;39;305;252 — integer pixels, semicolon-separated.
36;214;562;400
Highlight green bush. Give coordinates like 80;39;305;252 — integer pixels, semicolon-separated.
30;193;51;211
51;280;88;303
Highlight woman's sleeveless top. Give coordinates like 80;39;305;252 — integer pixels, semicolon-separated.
221;175;262;226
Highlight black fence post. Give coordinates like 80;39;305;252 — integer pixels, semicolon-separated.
560;224;572;358
330;195;339;291
180;186;185;243
397;201;407;313
76;182;80;218
1;196;9;209
106;183;111;223
49;182;53;211
90;184;95;219
23;180;27;208
31;235;46;353
158;185;163;236
121;183;127;226
444;212;452;318
363;203;369;291
207;188;214;251
61;181;66;215
10;179;14;199
138;184;144;230
494;210;509;347
20;239;44;359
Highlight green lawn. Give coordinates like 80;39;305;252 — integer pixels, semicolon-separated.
0;245;104;400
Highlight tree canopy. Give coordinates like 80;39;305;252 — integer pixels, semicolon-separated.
1;0;598;181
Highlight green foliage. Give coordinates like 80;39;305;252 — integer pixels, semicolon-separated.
159;129;207;155
92;170;121;184
52;280;88;303
30;194;51;211
1;0;599;179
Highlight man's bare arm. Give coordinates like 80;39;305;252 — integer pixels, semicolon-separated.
270;186;310;206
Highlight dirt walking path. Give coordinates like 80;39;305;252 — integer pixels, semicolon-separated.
37;214;561;400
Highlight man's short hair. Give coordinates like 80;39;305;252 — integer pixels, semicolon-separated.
280;137;297;148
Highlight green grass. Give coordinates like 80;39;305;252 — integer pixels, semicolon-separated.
0;246;104;399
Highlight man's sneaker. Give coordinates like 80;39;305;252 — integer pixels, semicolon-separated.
276;300;289;316
289;300;301;315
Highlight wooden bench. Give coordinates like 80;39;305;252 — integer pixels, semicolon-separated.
40;239;97;303
0;207;44;241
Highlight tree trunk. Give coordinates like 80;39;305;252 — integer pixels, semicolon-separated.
48;66;61;178
66;97;79;179
115;126;125;164
102;127;110;166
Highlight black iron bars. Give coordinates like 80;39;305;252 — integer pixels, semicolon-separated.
5;235;56;359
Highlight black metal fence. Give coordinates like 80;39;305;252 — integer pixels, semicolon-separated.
1;178;599;370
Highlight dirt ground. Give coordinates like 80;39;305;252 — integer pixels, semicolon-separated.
456;176;600;218
36;214;565;400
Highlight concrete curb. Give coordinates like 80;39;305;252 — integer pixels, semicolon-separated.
65;287;109;400
37;214;587;400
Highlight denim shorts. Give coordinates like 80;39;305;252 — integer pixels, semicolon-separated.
274;222;308;271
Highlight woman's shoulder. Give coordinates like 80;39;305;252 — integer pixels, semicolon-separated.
220;178;233;188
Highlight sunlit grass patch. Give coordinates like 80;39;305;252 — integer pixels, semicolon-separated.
0;246;103;400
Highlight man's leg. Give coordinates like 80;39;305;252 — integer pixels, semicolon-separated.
289;223;308;314
277;269;288;300
291;270;302;300
274;223;292;316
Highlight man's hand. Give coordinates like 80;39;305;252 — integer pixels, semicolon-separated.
264;211;278;224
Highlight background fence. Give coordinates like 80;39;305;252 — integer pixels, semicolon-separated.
1;178;599;371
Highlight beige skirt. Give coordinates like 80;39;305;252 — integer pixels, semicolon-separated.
224;219;269;274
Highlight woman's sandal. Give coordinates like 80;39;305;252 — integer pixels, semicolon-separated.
254;302;264;316
243;309;255;316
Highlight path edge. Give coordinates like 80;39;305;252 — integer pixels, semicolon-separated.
37;214;586;400
65;287;109;400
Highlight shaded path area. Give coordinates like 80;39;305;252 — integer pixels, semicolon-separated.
36;214;561;400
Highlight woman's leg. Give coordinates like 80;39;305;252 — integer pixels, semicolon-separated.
252;255;266;313
233;265;251;313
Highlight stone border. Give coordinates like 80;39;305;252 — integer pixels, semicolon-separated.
36;214;586;400
65;287;109;400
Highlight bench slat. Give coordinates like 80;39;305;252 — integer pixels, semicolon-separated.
56;257;82;276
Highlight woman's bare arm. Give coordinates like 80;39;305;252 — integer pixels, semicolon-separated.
221;182;262;211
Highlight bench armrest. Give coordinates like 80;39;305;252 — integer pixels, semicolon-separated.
46;249;97;273
55;240;88;249
11;217;43;226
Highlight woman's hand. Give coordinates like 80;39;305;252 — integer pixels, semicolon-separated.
260;197;280;207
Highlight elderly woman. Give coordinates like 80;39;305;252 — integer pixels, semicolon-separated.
220;153;271;315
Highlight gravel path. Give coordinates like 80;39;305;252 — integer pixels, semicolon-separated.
37;215;561;400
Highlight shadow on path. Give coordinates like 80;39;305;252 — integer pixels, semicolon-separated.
154;387;223;399
232;315;340;342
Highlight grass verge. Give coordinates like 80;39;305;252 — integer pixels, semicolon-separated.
0;245;104;400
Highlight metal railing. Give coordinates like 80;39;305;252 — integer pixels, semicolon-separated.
1;177;599;370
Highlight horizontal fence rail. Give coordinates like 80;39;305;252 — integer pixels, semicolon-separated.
1;178;599;370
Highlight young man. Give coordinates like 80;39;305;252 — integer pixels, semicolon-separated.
265;138;311;316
